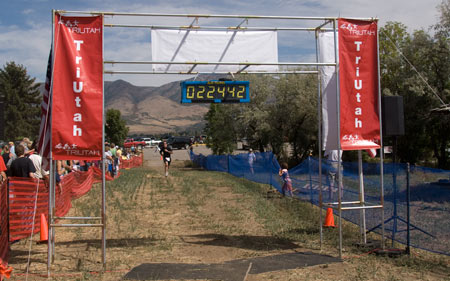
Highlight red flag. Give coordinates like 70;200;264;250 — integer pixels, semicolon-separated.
338;19;380;150
37;51;53;170
51;14;103;160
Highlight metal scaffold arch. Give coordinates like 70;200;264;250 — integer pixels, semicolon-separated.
47;9;383;276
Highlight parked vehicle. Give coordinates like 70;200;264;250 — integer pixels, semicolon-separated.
150;137;161;146
123;138;146;149
167;136;193;149
140;138;150;147
194;135;207;144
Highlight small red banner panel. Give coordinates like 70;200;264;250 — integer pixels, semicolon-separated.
51;14;103;160
338;18;380;150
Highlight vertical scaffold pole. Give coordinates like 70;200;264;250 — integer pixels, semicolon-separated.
315;28;324;250
47;161;53;276
308;156;313;204
406;162;411;255
358;150;367;244
47;9;55;277
51;160;56;263
376;20;385;250
332;18;343;259
101;13;107;270
270;153;273;187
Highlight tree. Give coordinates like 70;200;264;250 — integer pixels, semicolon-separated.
203;73;318;165
435;0;450;37
380;18;450;168
233;74;275;153
379;23;431;165
274;74;318;163
105;109;129;146
0;62;41;141
204;104;236;155
414;29;450;168
379;22;411;97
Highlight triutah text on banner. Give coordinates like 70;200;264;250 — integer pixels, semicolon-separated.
338;19;380;150
51;14;103;160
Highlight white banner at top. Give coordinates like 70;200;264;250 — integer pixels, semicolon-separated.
151;30;278;72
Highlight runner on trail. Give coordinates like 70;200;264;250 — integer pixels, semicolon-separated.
160;140;173;177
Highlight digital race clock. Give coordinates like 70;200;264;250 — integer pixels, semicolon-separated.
180;81;250;103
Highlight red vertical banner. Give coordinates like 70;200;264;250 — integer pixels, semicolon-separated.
51;14;103;160
338;18;380;150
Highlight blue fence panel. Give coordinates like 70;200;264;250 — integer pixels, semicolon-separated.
190;151;450;256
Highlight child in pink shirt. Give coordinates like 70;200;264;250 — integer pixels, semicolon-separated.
279;162;293;197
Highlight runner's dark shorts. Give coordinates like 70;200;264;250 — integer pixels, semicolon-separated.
163;157;171;166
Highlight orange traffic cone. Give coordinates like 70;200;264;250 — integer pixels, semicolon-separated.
323;208;336;227
0;263;13;279
39;213;48;243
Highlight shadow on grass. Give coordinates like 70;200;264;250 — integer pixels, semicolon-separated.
54;236;159;249
124;252;340;281
182;233;299;251
281;226;320;236
8;249;44;265
9;237;160;266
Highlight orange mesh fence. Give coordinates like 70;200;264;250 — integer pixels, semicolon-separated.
63;167;96;200
119;153;143;169
0;181;8;267
92;166;114;182
8;178;48;243
2;155;142;268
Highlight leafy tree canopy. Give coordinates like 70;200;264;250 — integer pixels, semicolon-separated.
105;108;129;146
0;61;41;141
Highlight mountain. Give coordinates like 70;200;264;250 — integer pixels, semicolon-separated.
104;78;209;134
39;75;227;134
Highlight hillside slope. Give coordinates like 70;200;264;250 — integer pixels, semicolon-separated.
105;78;210;134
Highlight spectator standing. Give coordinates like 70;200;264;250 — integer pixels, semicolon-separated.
62;160;74;174
1;145;11;168
116;147;122;173
79;160;86;171
72;160;81;171
104;145;114;177
110;144;117;158
10;144;36;178
9;142;15;156
279;162;293;197
27;141;49;180
324;150;344;199
116;147;122;159
248;148;256;174
56;160;66;182
0;156;7;184
111;145;119;177
22;138;32;154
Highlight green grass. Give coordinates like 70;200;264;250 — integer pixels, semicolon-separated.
60;163;450;280
176;164;450;278
188;171;359;249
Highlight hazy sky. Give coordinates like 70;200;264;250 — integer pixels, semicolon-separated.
0;0;443;86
